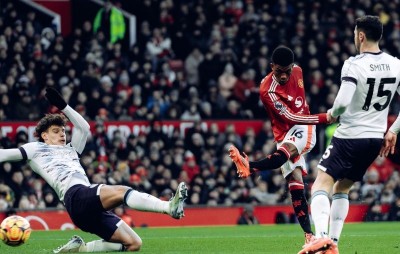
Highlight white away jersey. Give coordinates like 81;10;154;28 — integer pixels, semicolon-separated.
335;51;400;138
21;142;90;201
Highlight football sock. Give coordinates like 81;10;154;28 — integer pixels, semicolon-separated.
329;193;349;244
310;190;330;238
124;189;169;214
80;240;124;252
289;183;313;234
249;149;289;171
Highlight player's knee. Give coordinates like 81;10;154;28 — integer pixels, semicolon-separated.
111;185;131;200
287;168;303;182
125;237;142;251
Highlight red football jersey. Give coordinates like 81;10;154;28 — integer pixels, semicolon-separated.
259;65;325;142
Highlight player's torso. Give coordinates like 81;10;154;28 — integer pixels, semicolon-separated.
260;66;310;140
26;143;88;199
337;52;400;138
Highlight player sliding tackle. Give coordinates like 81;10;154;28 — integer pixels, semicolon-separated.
228;46;334;246
0;87;188;253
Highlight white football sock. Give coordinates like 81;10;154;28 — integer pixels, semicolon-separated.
80;240;124;252
329;193;349;244
124;189;170;214
311;190;330;238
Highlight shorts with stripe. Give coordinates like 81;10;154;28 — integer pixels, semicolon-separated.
318;137;383;181
64;184;122;241
277;125;316;178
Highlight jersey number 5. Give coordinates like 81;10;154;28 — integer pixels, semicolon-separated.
362;78;395;111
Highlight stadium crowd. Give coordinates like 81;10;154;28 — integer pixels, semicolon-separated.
1;0;400;221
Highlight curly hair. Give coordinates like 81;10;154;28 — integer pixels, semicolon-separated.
34;114;68;142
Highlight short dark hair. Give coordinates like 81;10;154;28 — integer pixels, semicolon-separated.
355;15;382;41
34;114;68;142
271;46;294;67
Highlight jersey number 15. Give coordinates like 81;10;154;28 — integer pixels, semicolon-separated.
362;77;395;111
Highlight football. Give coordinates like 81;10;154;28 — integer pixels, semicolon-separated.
0;215;32;246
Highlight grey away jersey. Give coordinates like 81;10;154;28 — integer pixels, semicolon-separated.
335;51;400;139
21;142;90;202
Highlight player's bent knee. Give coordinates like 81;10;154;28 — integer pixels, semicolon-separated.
126;238;142;251
111;220;142;251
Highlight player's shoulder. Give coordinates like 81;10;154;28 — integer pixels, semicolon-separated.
20;141;41;153
259;72;273;87
291;64;302;74
345;55;364;64
381;51;400;63
342;54;368;70
21;141;40;147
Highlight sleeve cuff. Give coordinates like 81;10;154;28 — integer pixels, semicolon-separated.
317;113;328;124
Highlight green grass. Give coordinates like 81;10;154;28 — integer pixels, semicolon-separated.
2;223;400;253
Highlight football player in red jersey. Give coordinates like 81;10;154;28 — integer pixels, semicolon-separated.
229;46;333;245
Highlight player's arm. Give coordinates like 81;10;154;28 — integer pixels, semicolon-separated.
380;112;400;157
329;80;357;118
45;87;90;154
62;106;91;154
389;86;400;135
380;86;400;157
329;59;359;119
0;148;24;162
261;94;328;125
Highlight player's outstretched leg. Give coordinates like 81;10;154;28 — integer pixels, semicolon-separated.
53;235;85;253
169;182;188;219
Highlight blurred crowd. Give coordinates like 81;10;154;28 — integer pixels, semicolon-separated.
1;0;400;221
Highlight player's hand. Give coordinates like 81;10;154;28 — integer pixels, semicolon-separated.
45;87;67;110
380;130;397;157
326;110;337;124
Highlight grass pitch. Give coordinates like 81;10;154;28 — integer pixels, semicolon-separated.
1;222;400;253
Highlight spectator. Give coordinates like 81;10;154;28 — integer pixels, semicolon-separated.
218;63;237;100
43;189;61;208
93;0;126;44
0;184;12;211
146;27;172;71
250;181;279;205
184;47;204;87
388;196;400;221
237;205;259;225
361;169;384;199
368;156;396;183
364;201;387;222
113;206;134;227
233;69;258;103
181;152;200;183
181;103;201;121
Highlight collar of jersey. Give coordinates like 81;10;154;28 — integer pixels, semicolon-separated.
363;50;383;55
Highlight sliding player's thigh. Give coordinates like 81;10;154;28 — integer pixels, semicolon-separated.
64;184;122;240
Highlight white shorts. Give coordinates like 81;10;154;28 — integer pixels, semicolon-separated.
277;125;316;178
